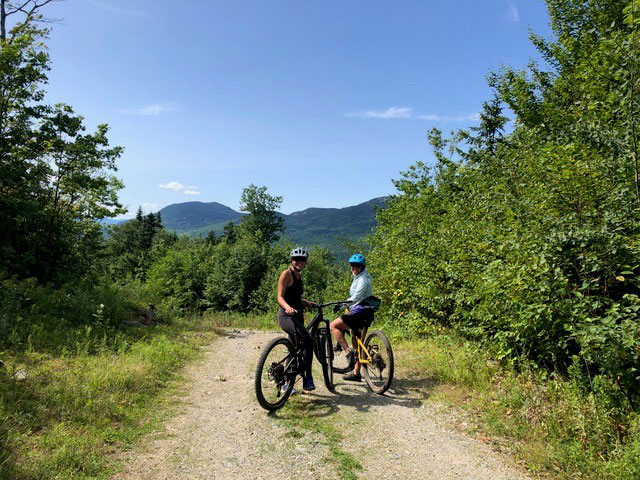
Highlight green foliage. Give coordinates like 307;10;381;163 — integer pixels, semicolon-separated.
239;184;285;244
399;333;640;479
0;22;123;282
144;238;214;313
0;312;216;479
0;276;141;354
371;0;640;400
203;239;269;312
105;210;168;280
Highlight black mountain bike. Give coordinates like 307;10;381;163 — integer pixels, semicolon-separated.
254;301;343;412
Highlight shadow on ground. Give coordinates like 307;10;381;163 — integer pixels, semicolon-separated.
269;374;440;419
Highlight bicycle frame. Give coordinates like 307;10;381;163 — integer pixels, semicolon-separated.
280;301;341;375
353;331;373;365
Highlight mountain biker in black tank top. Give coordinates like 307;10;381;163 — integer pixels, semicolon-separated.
283;268;303;314
277;247;316;391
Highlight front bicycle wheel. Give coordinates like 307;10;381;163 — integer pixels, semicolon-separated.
331;329;354;374
320;328;334;391
255;336;296;411
362;330;394;394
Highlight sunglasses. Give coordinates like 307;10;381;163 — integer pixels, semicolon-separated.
292;257;307;263
349;264;362;269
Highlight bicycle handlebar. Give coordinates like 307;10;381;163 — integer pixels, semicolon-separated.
311;300;353;309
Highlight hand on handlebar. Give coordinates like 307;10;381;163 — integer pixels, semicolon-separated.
302;300;317;310
332;301;351;313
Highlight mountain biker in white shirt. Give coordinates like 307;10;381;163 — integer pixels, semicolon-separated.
329;253;373;382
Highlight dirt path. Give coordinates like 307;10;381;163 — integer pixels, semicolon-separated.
114;329;530;480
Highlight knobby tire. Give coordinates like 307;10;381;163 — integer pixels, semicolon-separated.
255;336;296;411
362;330;394;394
321;328;334;391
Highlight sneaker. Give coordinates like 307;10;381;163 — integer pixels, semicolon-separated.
281;380;297;396
302;375;316;391
343;372;361;382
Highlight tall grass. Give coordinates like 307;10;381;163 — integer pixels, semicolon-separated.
0;277;219;479
396;328;640;479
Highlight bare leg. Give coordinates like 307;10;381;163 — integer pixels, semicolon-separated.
330;317;351;352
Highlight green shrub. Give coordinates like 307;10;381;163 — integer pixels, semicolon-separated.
145;239;214;313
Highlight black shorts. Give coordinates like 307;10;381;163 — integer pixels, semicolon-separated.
341;309;374;331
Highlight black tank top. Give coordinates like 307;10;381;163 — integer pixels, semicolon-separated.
283;267;303;310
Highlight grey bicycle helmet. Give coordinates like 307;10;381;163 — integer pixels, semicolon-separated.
290;247;308;259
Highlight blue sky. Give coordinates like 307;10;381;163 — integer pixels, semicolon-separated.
42;0;552;216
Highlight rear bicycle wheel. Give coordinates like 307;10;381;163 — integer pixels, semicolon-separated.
255;336;296;411
321;329;334;391
362;330;394;394
331;329;354;374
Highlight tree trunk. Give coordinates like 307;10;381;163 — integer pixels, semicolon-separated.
1;0;7;41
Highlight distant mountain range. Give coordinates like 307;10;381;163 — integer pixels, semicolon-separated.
159;201;243;232
160;197;387;249
103;197;388;254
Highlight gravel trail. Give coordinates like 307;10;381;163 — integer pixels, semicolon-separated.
114;329;530;480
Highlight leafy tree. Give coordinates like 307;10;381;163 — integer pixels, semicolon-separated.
0;0;57;42
238;184;284;244
0;20;124;281
145;239;214;313
205;230;219;245
456;93;508;160
371;0;640;398
204;238;268;312
222;221;237;244
106;208;165;280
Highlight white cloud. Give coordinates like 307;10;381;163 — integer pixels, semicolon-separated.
118;103;178;117
419;113;480;122
508;3;520;23
418;114;444;121
159;181;201;195
345;106;413;119
346;106;478;122
159;181;185;191
141;202;162;213
83;0;151;18
115;202;162;219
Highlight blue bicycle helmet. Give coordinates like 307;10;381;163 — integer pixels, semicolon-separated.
348;253;365;266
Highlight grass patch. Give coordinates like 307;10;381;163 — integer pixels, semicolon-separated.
395;331;640;480
203;310;276;330
278;397;363;480
0;315;219;480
